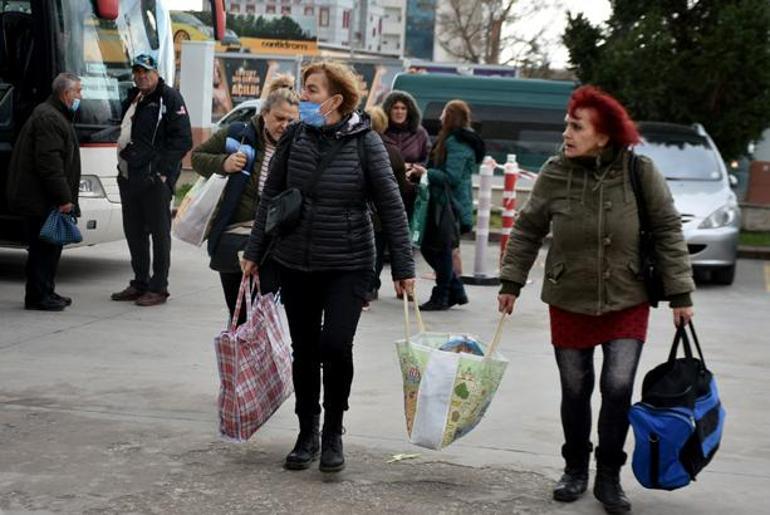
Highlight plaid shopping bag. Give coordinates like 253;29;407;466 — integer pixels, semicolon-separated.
215;275;293;442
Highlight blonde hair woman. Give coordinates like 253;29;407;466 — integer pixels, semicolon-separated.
190;76;300;320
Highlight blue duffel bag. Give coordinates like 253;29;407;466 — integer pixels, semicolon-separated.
629;322;725;490
39;209;82;246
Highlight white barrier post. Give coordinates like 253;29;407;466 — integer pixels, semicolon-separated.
462;156;500;286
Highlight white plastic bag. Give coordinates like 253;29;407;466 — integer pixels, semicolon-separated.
172;174;228;246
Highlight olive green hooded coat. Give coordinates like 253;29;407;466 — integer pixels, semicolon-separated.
500;147;694;316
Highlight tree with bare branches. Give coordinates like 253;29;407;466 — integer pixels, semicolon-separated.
435;0;559;67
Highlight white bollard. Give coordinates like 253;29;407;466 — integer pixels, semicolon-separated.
462;156;500;286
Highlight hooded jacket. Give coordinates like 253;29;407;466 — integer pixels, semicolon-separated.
6;96;81;217
244;112;415;280
381;90;431;165
499;146;694;316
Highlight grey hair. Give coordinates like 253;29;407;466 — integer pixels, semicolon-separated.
260;74;299;115
52;72;81;95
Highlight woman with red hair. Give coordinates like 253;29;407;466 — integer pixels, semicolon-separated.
498;86;695;513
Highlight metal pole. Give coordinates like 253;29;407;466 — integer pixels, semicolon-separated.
462;156;499;286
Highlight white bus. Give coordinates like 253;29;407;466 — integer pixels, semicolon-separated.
0;0;225;247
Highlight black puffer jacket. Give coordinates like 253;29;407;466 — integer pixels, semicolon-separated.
6;96;81;217
244;113;415;280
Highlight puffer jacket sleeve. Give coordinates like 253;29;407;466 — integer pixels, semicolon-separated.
638;156;695;297
363;131;415;280
190;127;229;179
499;162;554;289
243;125;292;264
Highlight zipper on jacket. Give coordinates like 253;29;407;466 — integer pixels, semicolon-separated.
596;184;605;314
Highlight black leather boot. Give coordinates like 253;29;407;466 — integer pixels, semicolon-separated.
594;464;631;514
553;466;589;502
284;415;320;470
319;411;345;473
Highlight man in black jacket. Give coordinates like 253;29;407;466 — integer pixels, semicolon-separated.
6;72;82;311
111;54;192;307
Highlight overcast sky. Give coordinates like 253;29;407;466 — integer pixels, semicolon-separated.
164;0;612;67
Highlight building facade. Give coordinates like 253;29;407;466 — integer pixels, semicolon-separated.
404;0;436;60
224;0;405;55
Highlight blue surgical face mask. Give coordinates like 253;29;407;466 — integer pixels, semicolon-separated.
299;101;326;127
70;98;81;113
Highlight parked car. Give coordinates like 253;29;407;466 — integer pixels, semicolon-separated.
635;122;740;285
216;99;262;128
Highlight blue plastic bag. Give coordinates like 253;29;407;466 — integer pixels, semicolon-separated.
39;209;82;245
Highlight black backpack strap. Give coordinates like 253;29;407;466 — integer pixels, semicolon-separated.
628;152;651;233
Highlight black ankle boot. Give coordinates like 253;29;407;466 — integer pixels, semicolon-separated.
419;298;449;311
448;290;468;307
553;466;589;502
594;465;631;514
284;415;320;470
319;411;345;473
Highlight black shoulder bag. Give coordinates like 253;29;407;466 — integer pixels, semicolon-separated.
265;135;348;236
628;153;665;307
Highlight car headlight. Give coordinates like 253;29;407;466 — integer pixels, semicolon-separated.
699;203;739;229
79;175;106;198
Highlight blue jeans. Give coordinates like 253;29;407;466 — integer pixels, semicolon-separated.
554;338;643;469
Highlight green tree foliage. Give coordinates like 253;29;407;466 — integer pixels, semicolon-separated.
190;12;311;41
563;0;770;159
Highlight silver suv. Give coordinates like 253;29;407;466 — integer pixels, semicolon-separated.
635;122;740;285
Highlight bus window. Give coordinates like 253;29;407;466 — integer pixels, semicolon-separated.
56;0;162;141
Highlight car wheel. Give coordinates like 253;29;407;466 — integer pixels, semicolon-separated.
711;264;736;285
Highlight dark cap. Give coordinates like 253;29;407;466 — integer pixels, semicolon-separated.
132;54;158;71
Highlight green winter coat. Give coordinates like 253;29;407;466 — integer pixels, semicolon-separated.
427;132;481;233
190;120;268;224
500;146;694;316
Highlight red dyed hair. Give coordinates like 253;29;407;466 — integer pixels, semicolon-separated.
567;85;640;147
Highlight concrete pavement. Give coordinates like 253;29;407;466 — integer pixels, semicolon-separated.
1;239;769;514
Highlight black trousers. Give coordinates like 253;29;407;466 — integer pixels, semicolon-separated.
118;177;172;293
278;264;369;417
219;259;281;325
24;215;63;304
421;243;466;303
554;338;643;469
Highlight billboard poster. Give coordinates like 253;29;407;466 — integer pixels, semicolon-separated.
212;55;298;121
223;13;318;56
349;62;404;108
